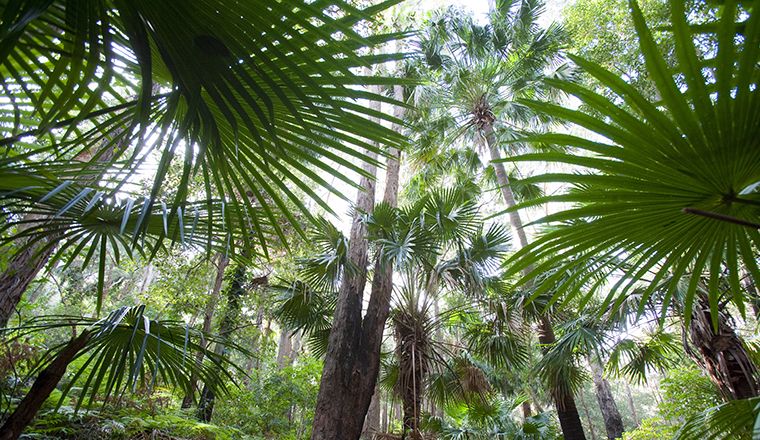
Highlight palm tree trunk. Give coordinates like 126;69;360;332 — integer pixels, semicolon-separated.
685;294;760;400
482;123;529;249
0;331;91;440
485;121;587;440
311;83;404;440
589;357;624;439
538;316;587;440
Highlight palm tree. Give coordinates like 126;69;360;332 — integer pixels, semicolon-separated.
411;3;586;438
0;305;239;440
0;0;406;324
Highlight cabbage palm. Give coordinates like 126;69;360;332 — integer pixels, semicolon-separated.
411;4;586;438
0;0;407;324
0;305;239;440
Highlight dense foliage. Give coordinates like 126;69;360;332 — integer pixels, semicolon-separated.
0;0;758;439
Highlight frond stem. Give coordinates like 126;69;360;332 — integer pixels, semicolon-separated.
682;208;760;230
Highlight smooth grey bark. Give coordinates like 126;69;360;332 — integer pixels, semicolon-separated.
483;123;529;249
362;388;381;438
589;358;624;439
276;329;294;368
484;121;586;440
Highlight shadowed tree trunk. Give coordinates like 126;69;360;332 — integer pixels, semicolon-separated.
197;265;267;422
537;316;587;440
589;358;624;439
685;293;760;401
484;121;587;440
182;254;229;408
310;83;404;440
0;331;91;440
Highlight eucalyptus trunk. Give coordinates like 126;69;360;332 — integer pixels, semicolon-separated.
0;236;57;327
577;391;598;440
276;330;294;368
484;121;587;440
589;358;624;439
0;331;91;440
311;83;404;440
362;388;381;439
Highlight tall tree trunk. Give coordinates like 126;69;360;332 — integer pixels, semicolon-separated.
0;237;57;327
381;395;389;433
0;331;91;440
485;121;586;440
311;83;404;440
624;382;639;427
197;265;268;422
483;123;529;249
182;254;229;408
589;358;624;439
362;388;381;439
537;317;587;440
578;391;598;440
277;330;294;369
684;294;760;400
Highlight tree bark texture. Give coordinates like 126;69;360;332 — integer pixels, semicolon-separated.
0;236;57;327
589;358;624;439
483;122;529;249
624;382;639;427
310;83;403;440
685;294;760;400
0;331;91;440
362;388;381;439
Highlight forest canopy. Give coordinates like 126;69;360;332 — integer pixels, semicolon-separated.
0;0;758;439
